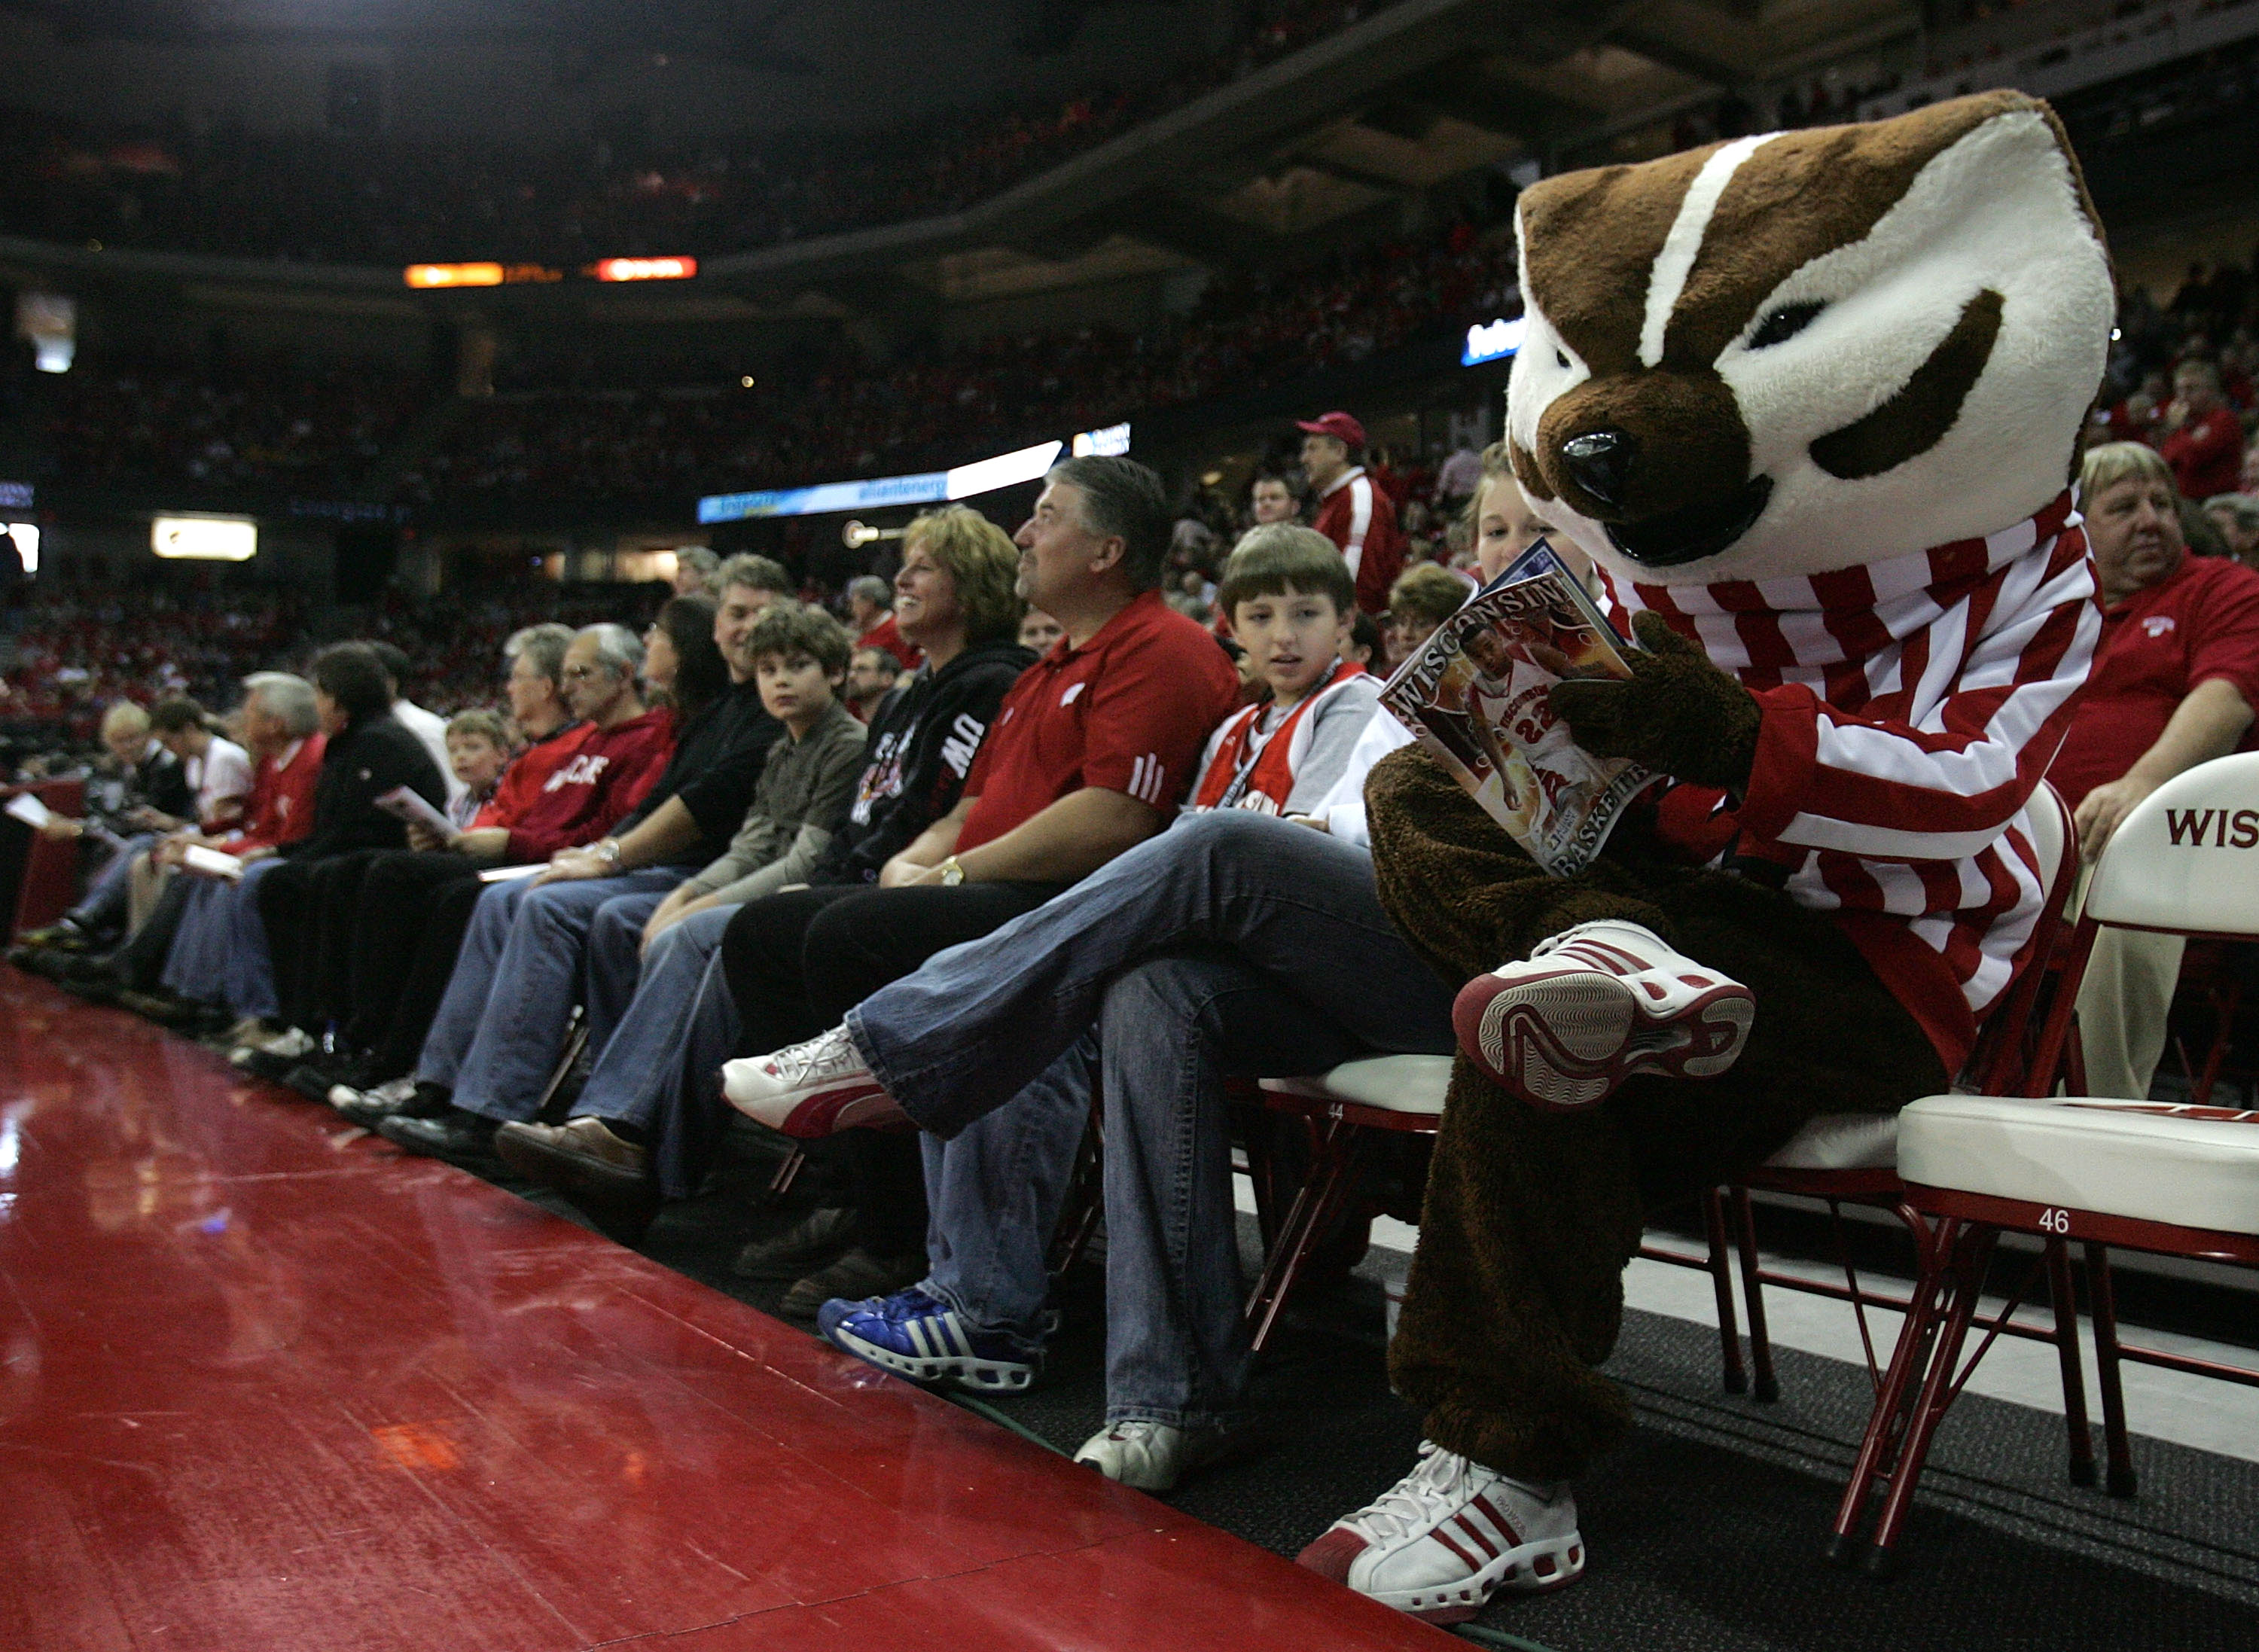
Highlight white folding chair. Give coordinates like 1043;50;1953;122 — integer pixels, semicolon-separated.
1834;754;2259;1571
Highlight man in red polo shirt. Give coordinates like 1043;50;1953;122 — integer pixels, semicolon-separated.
2157;359;2247;500
714;455;1239;1312
2051;441;2259;1099
1300;410;1405;617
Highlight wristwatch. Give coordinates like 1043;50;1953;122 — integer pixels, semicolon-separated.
938;855;965;886
596;837;623;871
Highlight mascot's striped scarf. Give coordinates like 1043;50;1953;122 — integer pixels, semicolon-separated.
1601;491;2098;1071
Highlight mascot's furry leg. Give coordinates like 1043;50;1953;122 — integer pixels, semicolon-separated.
1363;746;1946;1481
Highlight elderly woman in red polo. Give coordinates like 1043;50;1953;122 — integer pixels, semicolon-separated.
2050;440;2259;1097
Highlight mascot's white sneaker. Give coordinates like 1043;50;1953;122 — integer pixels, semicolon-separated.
1297;1442;1584;1623
1453;919;1753;1111
721;1028;909;1137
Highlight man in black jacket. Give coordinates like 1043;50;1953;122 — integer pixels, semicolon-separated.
232;645;448;1062
489;507;1032;1236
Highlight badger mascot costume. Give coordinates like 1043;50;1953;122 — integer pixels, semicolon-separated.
1299;90;2114;1621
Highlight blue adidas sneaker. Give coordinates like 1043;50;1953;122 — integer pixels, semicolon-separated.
818;1287;1042;1393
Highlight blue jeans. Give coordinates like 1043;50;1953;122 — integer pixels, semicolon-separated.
582;888;692;1053
568;903;742;1198
161;856;283;1019
68;832;153;932
849;812;1457;1425
916;1038;1097;1341
422;868;681;1120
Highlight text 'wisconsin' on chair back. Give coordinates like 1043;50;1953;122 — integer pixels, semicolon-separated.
2082;751;2259;941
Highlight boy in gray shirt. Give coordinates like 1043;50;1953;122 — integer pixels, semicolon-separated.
643;605;868;931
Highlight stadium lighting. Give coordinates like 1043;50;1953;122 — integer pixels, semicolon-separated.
1462;315;1526;367
594;257;697;282
153;516;258;562
406;263;506;288
946;440;1063;501
5;523;35;576
16;292;75;373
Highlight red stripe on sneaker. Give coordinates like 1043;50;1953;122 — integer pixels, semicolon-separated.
1575;941;1650;973
1469;1495;1525;1550
1429;1526;1486;1571
1450;1513;1500;1560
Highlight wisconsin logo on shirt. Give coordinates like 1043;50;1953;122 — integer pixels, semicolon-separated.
1060;682;1087;707
2142;616;2176;638
546;753;613;791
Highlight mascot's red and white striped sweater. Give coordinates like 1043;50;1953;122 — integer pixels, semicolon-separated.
1604;492;2098;1072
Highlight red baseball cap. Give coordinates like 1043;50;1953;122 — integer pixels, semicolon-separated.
1295;410;1366;448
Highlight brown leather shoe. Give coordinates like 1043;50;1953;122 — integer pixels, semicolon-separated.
494;1117;651;1204
731;1205;858;1281
777;1246;925;1326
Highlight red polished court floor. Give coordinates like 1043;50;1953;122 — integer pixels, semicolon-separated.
0;972;1451;1650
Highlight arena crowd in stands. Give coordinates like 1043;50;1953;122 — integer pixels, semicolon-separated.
407;221;1518;507
0;2;1401;266
32;230;2259;543
28;213;1520;504
44;361;423;493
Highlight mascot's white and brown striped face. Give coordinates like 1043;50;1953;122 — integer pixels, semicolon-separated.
1506;90;2115;586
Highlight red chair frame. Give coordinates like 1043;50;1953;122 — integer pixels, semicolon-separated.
1243;1091;1432;1353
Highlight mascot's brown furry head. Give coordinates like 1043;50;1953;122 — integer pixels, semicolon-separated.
1507;90;2114;586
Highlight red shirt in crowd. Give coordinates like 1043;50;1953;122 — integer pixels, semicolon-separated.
221;735;325;855
1311;465;1406;617
2157;406;2245;499
501;706;675;862
2046;550;2259;809
858;613;923;671
958;590;1240;853
470;721;590;831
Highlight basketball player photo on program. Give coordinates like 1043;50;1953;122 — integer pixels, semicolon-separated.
1378;544;1663;876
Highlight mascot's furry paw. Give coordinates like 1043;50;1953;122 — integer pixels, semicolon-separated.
1550;612;1761;791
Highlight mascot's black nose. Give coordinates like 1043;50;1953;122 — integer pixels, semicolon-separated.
1560;428;1638;509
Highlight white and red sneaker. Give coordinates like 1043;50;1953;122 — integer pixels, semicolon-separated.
721;1027;908;1138
1453;919;1753;1111
1297;1442;1584;1623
